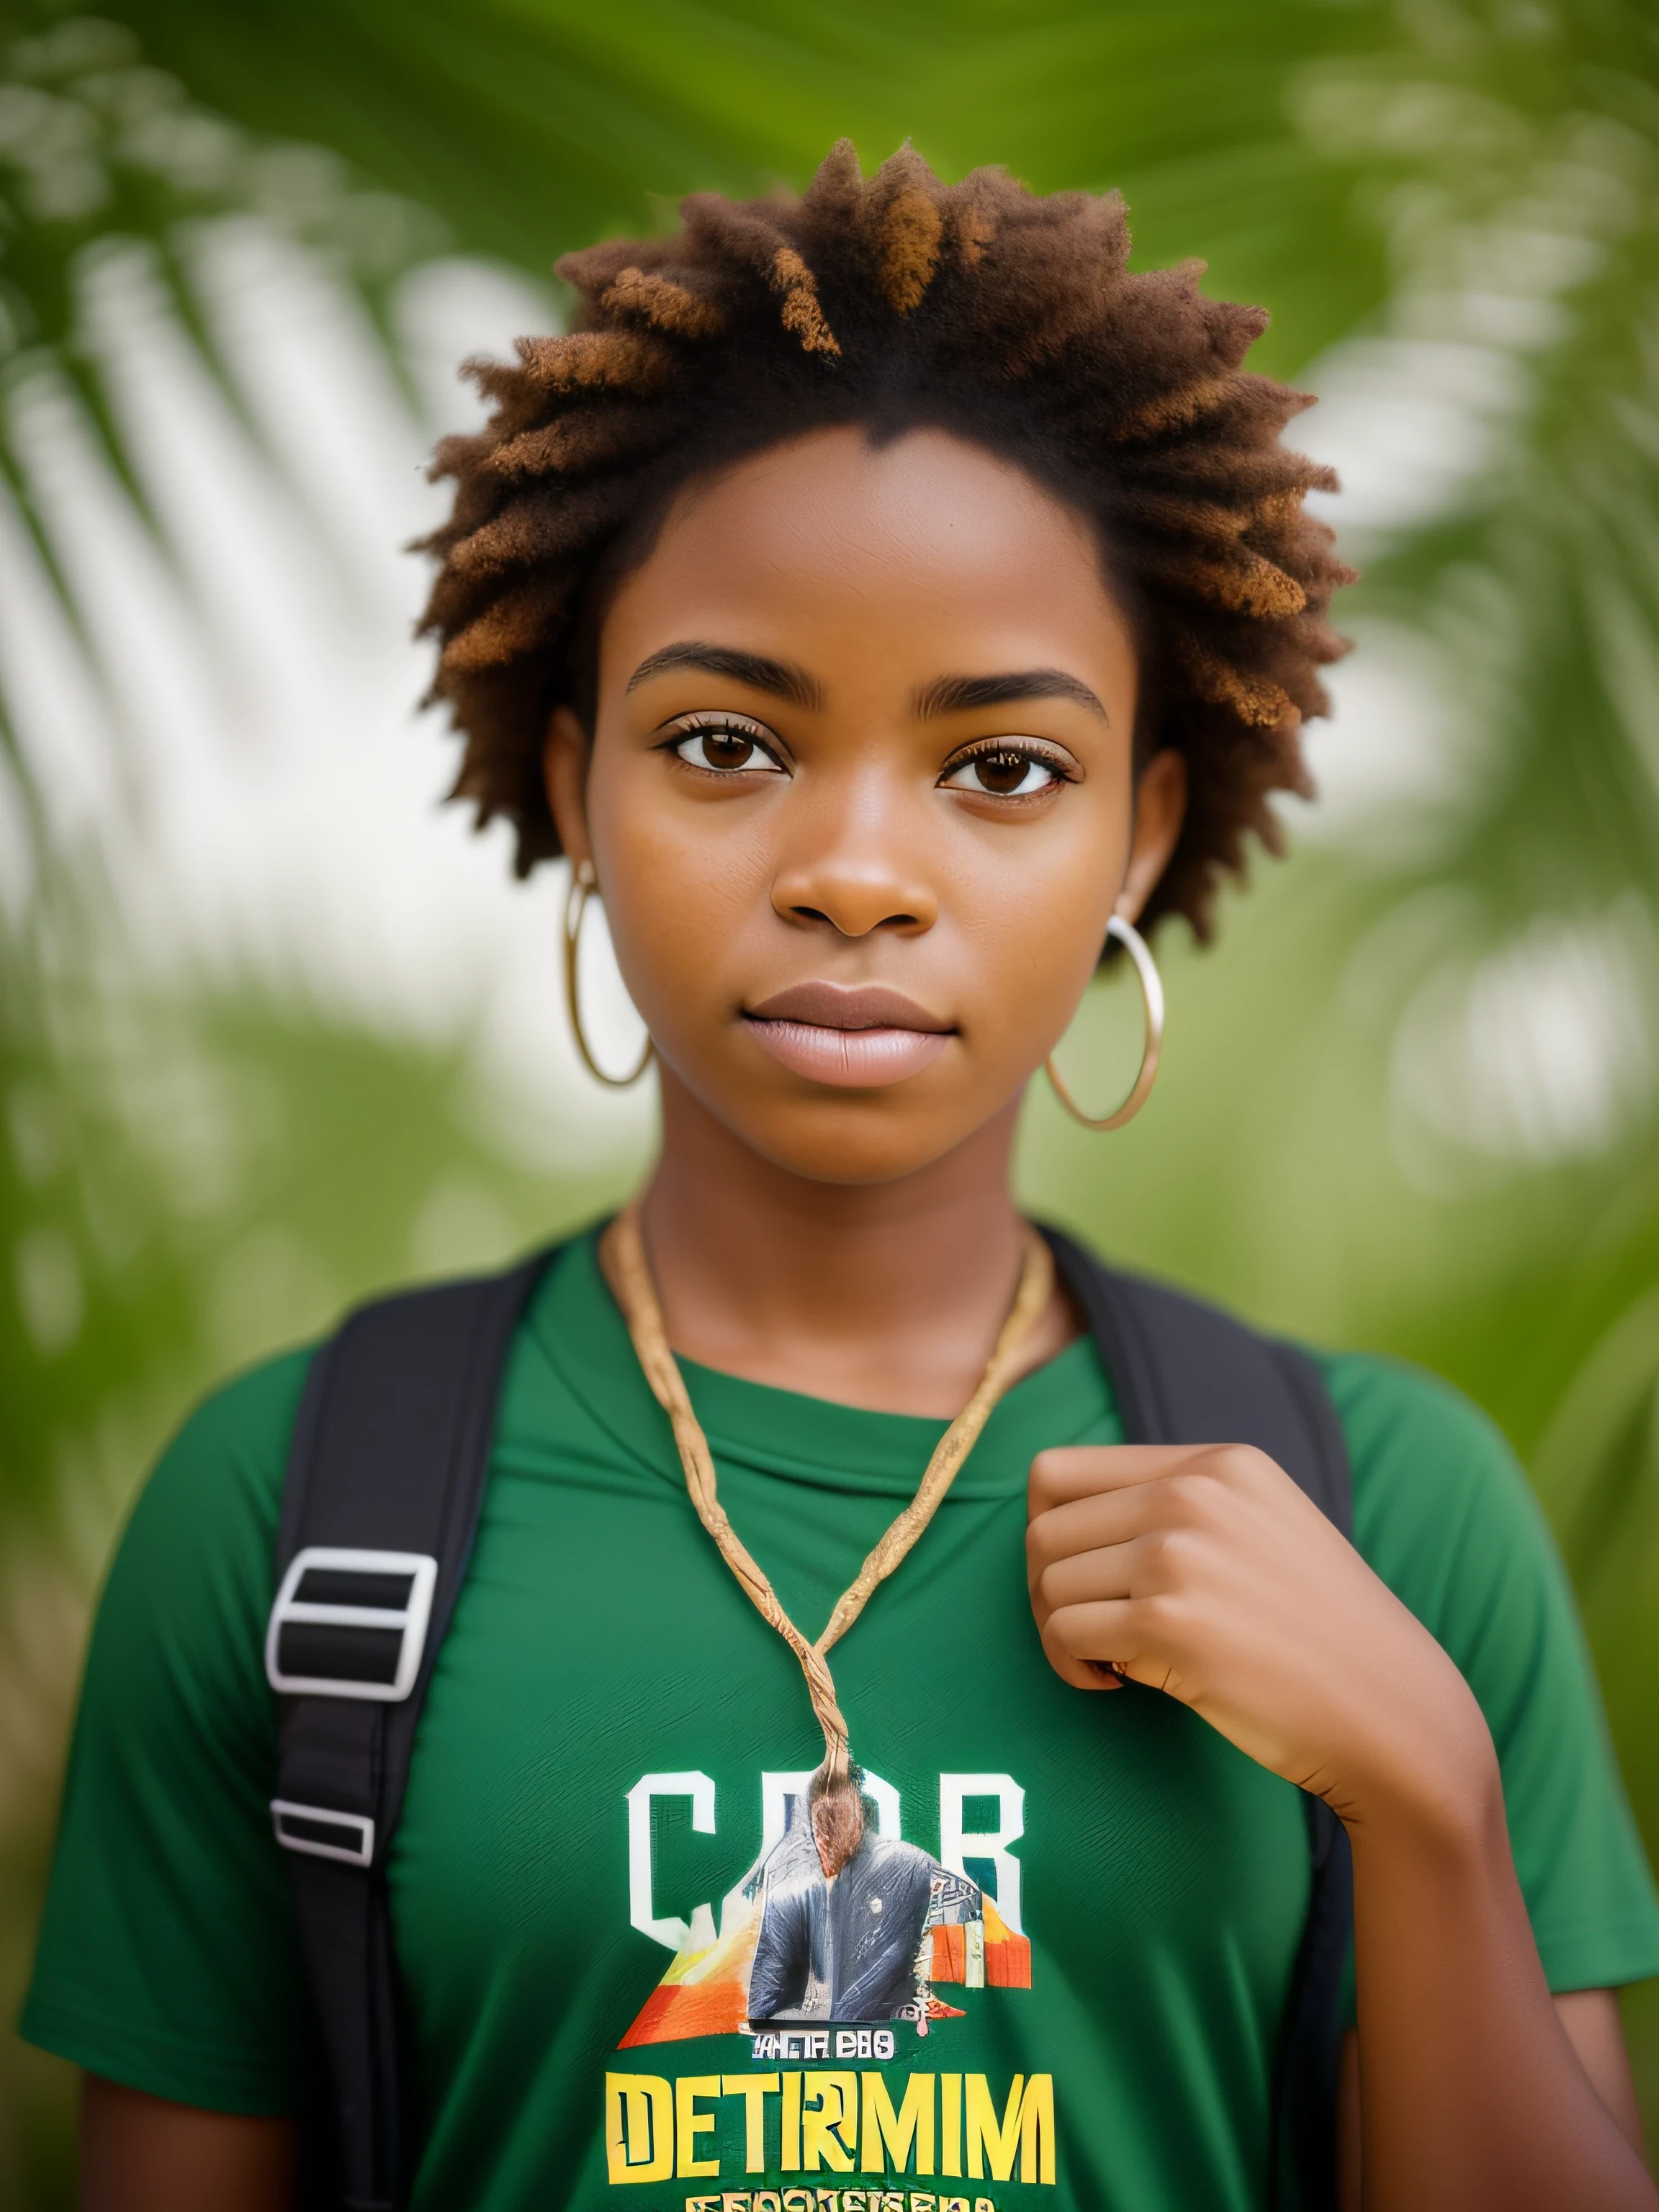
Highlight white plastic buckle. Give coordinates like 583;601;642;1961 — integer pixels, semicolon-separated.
270;1799;375;1867
265;1546;438;1702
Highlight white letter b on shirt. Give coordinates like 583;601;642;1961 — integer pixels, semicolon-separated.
939;1772;1025;1934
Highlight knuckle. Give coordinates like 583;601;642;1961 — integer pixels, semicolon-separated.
1209;1442;1277;1488
1139;1589;1189;1642
1190;1444;1241;1483
1031;1444;1089;1480
1038;1558;1084;1611
1042;1611;1084;1662
1168;1480;1231;1547
1146;1526;1192;1580
1031;1444;1112;1492
1028;1447;1061;1487
1164;1473;1213;1527
1026;1519;1068;1577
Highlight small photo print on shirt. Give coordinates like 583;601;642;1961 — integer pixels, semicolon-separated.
621;1774;1030;2051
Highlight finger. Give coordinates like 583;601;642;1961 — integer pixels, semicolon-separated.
1037;1611;1125;1693
1028;1444;1197;1516
1032;1537;1148;1614
1025;1486;1175;1589
1045;1596;1144;1672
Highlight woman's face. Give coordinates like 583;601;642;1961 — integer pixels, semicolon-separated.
545;423;1185;1185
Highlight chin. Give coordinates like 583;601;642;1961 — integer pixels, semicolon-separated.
729;1098;994;1187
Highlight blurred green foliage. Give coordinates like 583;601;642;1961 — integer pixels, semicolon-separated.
4;0;1659;2200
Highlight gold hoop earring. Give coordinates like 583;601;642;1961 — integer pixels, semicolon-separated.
562;860;654;1088
1045;912;1164;1130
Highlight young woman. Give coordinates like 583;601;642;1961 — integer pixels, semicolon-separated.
25;147;1659;2212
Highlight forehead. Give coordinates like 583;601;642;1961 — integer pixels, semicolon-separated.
598;423;1138;696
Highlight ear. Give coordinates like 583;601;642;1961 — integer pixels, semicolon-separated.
1116;749;1187;924
544;706;594;871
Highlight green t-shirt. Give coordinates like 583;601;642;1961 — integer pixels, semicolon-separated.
23;1233;1659;2211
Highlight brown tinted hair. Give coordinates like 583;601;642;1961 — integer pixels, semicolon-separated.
418;143;1352;938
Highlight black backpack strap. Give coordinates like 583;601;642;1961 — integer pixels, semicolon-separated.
1039;1224;1352;2212
268;1249;557;2211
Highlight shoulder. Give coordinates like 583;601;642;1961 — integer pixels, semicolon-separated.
124;1345;315;1571
1304;1350;1659;1987
1306;1347;1579;1714
161;1343;315;1485
1308;1346;1542;1591
91;1345;318;1723
1313;1344;1514;1488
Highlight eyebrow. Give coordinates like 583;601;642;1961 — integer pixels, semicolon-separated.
626;641;823;711
913;669;1109;721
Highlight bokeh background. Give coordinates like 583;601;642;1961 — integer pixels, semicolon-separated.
4;0;1659;2198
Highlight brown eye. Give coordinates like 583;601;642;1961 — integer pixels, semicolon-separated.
943;748;1061;798
671;724;783;775
703;731;755;769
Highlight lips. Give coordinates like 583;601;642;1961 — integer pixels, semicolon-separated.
743;981;954;1089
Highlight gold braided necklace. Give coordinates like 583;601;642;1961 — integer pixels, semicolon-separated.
601;1200;1054;1874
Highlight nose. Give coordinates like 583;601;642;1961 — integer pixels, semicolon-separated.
770;768;940;939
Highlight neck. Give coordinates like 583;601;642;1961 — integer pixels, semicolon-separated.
638;1067;1072;1416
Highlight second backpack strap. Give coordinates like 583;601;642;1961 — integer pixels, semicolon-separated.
267;1249;557;2211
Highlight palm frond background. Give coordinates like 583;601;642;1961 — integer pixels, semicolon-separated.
4;1;1659;2198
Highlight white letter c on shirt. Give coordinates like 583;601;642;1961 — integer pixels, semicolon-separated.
626;1771;716;1952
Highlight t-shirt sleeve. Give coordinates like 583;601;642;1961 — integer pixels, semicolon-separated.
1323;1349;1659;1996
19;1352;313;2113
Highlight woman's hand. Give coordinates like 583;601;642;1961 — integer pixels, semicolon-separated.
1026;1442;1493;1834
1028;1442;1659;2209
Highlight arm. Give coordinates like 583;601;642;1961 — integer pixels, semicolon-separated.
1556;1991;1648;2155
1028;1443;1658;2212
81;2075;295;2212
1338;1995;1648;2209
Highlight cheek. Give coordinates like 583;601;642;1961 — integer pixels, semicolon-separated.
948;804;1126;1050
583;753;768;1011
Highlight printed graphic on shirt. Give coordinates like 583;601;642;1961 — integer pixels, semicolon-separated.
620;1772;1032;2052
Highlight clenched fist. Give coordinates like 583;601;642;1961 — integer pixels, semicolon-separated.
1026;1442;1494;1830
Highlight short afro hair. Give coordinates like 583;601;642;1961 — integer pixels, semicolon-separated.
418;143;1352;939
